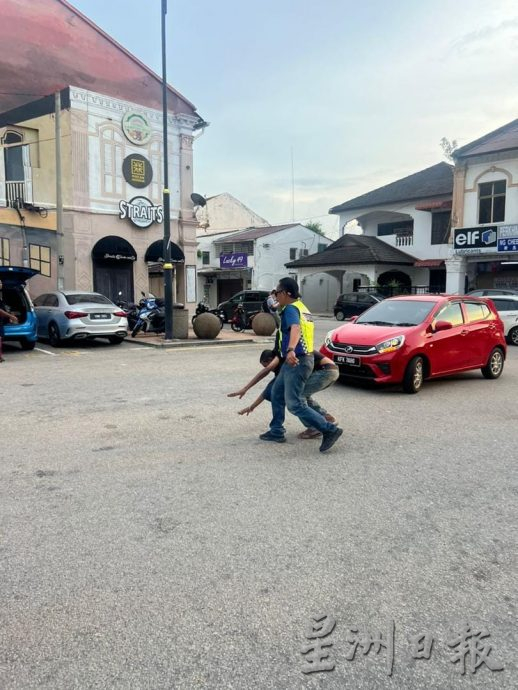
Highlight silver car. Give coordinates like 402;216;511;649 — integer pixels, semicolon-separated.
33;291;128;346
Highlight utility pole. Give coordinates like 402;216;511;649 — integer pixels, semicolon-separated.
55;91;64;290
161;0;173;340
291;146;295;222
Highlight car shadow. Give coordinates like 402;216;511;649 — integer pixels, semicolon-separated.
338;370;489;396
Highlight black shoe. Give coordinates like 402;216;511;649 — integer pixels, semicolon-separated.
319;427;343;452
259;431;286;443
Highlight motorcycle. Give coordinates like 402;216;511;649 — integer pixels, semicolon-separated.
230;303;260;332
116;292;139;331
191;301;225;327
131;292;166;337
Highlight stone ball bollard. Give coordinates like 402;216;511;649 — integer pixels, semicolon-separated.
192;312;222;339
252;312;276;336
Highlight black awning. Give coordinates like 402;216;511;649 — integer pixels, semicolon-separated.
92;236;137;262
145;239;185;263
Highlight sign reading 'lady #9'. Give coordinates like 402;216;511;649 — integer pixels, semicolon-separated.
119;197;164;229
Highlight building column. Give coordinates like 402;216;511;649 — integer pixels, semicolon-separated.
445;256;467;294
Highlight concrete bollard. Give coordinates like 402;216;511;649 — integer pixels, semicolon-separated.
192;312;222;339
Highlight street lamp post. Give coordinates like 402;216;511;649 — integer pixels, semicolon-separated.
161;0;173;340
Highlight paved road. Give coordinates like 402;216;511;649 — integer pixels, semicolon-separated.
1;325;516;689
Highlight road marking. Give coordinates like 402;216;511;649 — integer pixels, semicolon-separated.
34;347;57;356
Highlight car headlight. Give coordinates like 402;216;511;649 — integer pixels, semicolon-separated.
376;335;405;354
324;330;335;347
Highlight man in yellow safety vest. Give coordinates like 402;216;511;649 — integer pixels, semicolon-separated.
259;277;343;452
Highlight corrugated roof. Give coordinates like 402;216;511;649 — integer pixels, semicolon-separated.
329;163;453;214
214;223;300;243
454;119;518;158
286;234;415;268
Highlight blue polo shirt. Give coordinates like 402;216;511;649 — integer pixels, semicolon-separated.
280;304;307;357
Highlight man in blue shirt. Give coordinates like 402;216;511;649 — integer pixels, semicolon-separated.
259;277;343;452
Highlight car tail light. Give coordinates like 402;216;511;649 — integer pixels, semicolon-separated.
64;310;88;319
113;311;127;317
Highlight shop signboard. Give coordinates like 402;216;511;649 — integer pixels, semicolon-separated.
119;196;164;228
122;111;152;146
220;253;248;269
122;154;153;188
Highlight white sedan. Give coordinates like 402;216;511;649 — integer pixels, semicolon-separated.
33;291;128;346
487;295;518;345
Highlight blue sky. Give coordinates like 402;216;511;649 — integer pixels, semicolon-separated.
72;0;518;237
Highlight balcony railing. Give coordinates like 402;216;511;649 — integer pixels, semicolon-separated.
5;181;26;208
395;232;414;247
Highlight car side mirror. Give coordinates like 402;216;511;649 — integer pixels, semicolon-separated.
434;320;453;332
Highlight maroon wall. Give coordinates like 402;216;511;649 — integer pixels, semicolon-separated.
0;0;197;116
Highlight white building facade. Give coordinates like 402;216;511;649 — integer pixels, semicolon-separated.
448;120;518;293
196;223;336;312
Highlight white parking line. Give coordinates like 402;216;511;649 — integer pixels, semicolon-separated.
34;347;57;356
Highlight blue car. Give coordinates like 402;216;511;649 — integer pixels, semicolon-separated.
0;266;39;350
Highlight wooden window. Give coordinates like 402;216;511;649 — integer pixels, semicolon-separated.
478;180;506;224
202;251;210;265
0;237;10;266
431;212;451;245
29;243;51;277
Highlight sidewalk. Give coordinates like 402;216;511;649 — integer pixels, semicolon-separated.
126;326;275;348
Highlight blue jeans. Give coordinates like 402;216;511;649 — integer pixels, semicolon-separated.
269;355;337;438
304;366;339;419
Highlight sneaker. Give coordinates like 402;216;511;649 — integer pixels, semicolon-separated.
324;413;336;423
259;431;286;443
319;427;343;452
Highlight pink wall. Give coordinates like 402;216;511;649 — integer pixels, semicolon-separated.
0;0;197;116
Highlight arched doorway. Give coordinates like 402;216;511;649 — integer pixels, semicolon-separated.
377;270;412;296
92;236;136;303
144;240;185;299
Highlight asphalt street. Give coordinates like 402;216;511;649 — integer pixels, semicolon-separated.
1;317;517;689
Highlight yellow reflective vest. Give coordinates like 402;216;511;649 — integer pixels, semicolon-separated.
277;298;314;355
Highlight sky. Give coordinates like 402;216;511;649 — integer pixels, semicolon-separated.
72;0;518;238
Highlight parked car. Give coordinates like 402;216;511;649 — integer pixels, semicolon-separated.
467;288;518;297
0;266;39;350
33;291;128;346
217;290;270;322
333;292;384;320
485;295;518;345
321;295;506;394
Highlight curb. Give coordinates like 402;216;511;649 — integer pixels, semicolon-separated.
125;336;273;349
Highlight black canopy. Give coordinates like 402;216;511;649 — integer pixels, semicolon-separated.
145;240;185;263
92;236;137;262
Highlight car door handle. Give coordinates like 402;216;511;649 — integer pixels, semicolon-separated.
461;329;469;335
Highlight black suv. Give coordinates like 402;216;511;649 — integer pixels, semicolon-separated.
333;292;384;320
218;290;270;322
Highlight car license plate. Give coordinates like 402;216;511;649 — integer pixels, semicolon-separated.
334;354;360;366
91;313;110;320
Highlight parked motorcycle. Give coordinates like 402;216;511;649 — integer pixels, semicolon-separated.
131;292;166;337
191;301;225;327
230;303;260;332
116;292;139;331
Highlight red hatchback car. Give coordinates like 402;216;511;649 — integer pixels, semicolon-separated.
320;295;507;394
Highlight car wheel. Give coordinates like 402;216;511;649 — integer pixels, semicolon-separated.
481;347;504;379
335;310;345;321
20;339;36;350
509;326;518;346
48;322;62;347
403;356;424;394
109;336;125;345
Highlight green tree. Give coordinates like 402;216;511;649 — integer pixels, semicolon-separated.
304;221;325;236
440;137;458;162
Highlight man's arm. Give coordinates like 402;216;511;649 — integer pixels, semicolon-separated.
237;394;265;415
227;357;280;398
0;308;17;323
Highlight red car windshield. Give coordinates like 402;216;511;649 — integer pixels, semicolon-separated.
355;300;437;327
